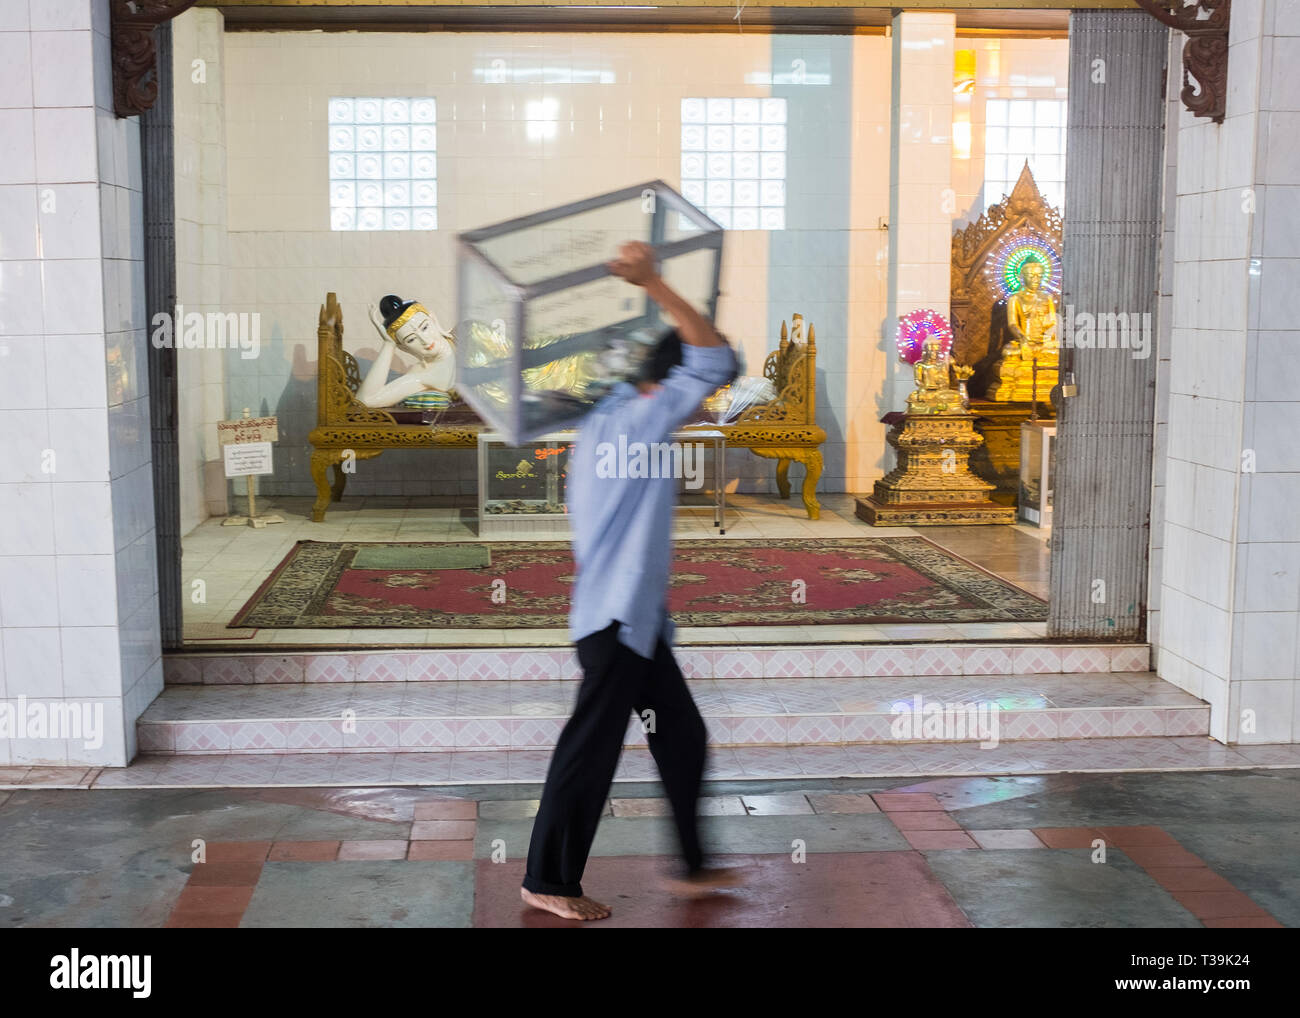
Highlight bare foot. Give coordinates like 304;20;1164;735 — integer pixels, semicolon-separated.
520;887;612;921
661;866;745;898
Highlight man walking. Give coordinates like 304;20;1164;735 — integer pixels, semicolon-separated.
520;241;741;921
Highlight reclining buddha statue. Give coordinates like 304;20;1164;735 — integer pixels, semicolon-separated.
354;294;457;409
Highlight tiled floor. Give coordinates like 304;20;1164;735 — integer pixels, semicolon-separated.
2;770;1294;927
182;493;1050;648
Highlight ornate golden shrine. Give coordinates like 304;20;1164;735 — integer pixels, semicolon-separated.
950;163;1062;499
951;162;1063;392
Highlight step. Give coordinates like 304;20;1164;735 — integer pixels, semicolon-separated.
162;643;1152;685
138;673;1208;755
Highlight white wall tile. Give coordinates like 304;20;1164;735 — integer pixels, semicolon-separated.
51;479;113;554
40;257;103;333
36;181;100;258
55;552;117;625
30;30;93;108
0;482;54;555
0;29;32;109
29;0;91;31
0;109;33;184
59;625;121;695
33;106;96;182
0;554;57;626
2;625;61;696
0;335;46;409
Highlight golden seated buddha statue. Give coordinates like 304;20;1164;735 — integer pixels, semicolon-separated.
987;260;1059;403
906;336;965;415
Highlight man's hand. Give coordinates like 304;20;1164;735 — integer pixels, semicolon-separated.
607;241;659;288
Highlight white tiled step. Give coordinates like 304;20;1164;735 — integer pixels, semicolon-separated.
92;736;1300;788
163;643;1151;685
138;673;1207;755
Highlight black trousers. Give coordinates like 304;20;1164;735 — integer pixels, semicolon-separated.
522;622;707;897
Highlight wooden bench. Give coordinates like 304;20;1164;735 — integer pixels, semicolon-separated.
308;292;825;520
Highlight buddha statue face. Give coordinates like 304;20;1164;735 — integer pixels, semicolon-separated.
921;336;943;364
387;303;453;363
1019;261;1045;294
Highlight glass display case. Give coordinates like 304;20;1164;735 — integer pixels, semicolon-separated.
456;180;724;445
1018;421;1056;527
478;431;575;528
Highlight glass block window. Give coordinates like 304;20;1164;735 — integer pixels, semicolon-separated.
680;97;787;231
328;97;438;231
984;99;1066;210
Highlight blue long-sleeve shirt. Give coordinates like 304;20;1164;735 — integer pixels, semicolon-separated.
567;342;738;659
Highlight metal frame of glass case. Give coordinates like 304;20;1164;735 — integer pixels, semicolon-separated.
456;181;724;445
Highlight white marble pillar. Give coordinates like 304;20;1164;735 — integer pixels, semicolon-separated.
1156;0;1300;743
0;0;161;766
885;11;955;418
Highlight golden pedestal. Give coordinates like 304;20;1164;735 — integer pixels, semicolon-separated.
856;412;1017;526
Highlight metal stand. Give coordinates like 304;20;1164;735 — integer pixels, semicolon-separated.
222;475;284;528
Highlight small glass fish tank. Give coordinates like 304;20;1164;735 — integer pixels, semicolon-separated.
457;181;724;446
477;431;576;530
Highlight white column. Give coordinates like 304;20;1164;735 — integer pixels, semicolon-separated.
886;11;955;418
0;0;161;766
1157;0;1300;743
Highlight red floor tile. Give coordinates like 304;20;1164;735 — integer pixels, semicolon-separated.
1167;890;1271;921
901;830;980;851
414;799;477;821
474;853;973;928
185;861;264;887
1144;867;1238;893
173;885;256;915
888;811;962;832
410;820;477;841
202;841;272;863
337;839;408;861
164;912;244;929
1202;917;1284;929
871;793;944;813
408;840;475;861
1094;825;1179;847
268;840;341;862
1123;845;1205;868
1032;827;1105;849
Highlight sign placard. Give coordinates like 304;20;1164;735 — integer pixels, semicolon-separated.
223;441;274;478
217;416;278;445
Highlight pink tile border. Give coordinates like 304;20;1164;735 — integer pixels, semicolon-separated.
164;642;1158;691
304;656;357;683
862;648;917;676
813;647;865;677
1164;707;1210;736
713;650;765;679
1110;645;1151;672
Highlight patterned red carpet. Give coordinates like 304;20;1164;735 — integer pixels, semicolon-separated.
229;538;1046;629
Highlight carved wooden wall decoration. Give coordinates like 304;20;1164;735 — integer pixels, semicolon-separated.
110;0;199;118
1134;0;1231;124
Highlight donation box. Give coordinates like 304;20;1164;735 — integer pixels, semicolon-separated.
455;180;724;445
